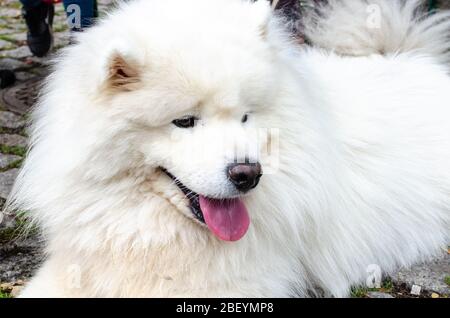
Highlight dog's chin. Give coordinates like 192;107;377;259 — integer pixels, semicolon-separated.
159;168;251;242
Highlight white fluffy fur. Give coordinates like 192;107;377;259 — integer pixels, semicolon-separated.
303;0;450;65
3;0;450;297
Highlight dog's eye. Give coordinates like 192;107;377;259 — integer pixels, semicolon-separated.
242;114;249;123
172;116;198;128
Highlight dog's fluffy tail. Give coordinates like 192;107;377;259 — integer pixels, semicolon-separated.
302;0;450;65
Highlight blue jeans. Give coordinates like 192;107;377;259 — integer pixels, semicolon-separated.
20;0;96;28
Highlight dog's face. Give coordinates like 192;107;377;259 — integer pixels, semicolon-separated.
89;0;282;241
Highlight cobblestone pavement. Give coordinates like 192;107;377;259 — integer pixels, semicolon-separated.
0;0;449;298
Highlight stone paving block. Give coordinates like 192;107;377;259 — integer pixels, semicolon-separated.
1;0;22;6
0;39;13;50
0;58;28;70
0;211;17;231
1;8;21;18
0;134;28;147
0;168;18;200
394;254;450;295
0;154;21;170
6;32;27;43
13;71;35;82
0;46;31;59
0;111;26;129
0;28;14;36
25;55;53;67
367;291;394;298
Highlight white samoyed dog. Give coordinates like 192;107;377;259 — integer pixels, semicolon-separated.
3;0;450;297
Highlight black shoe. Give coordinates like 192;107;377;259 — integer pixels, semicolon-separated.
22;2;54;57
0;70;16;89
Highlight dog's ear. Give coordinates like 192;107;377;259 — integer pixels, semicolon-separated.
106;53;141;92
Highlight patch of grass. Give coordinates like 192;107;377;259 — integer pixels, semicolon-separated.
0;126;27;137
0;144;27;156
14;211;34;227
0;40;13;50
0;215;22;242
0;144;25;172
350;278;394;297
0;290;12;299
0;159;23;173
0;227;16;243
350;286;368;298
445;276;450;287
19;127;29;137
7;159;23;169
8;2;23;9
0;34;16;44
0;212;36;243
379;278;394;293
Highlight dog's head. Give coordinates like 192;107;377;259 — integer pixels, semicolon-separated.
20;0;288;242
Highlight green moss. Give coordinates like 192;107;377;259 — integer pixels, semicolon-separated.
380;278;394;293
0;160;23;173
0;290;12;299
0;212;36;243
7;159;23;169
8;2;23;9
19;127;29;137
350;286;368;298
0;39;13;50
0;146;24;172
0;34;16;43
350;278;394;297
445;276;450;287
0;126;28;137
0;144;26;156
14;211;33;227
0;226;17;243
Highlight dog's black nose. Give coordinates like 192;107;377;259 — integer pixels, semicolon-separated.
227;162;262;192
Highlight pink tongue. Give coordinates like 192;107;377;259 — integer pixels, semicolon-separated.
199;196;250;242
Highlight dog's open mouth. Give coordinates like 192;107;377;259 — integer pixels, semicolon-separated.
161;168;205;223
161;168;250;242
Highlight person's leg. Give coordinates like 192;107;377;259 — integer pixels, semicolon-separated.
63;0;96;30
19;0;42;8
20;0;54;57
